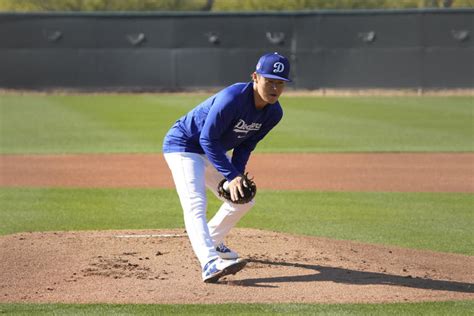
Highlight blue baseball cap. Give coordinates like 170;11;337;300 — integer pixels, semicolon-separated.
255;52;291;82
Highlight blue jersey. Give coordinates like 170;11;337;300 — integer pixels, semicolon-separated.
163;82;283;181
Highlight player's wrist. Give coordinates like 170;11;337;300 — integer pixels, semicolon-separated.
226;172;242;183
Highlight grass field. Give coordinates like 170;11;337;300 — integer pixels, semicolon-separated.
0;94;473;314
1;95;472;153
1;188;472;255
2;301;473;315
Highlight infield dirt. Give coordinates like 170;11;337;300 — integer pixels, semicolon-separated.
1;228;473;304
1;153;473;192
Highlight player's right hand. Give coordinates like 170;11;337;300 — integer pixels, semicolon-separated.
227;175;245;202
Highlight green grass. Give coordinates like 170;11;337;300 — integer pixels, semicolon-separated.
1;301;473;315
1;188;472;255
265;96;474;152
0;188;181;234
243;190;474;255
0;94;205;154
1;95;472;153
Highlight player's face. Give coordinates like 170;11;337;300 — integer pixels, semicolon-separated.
253;73;285;105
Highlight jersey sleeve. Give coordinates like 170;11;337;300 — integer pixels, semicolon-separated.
232;107;283;174
199;93;241;181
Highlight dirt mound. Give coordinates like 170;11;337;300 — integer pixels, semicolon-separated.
1;228;472;304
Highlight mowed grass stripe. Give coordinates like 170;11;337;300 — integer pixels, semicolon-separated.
1;188;472;255
1;95;472;153
266;96;474;152
0;94;206;154
1;301;473;315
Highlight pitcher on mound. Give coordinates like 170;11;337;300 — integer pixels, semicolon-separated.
163;52;291;283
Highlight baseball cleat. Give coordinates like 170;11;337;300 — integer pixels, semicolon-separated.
216;243;239;259
202;258;247;283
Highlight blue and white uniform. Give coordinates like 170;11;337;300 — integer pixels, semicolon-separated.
163;52;290;281
163;81;283;180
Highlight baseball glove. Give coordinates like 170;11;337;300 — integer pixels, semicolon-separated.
217;173;256;204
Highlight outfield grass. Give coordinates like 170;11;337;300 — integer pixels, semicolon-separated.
1;301;473;315
0;94;204;154
1;95;472;153
1;188;472;255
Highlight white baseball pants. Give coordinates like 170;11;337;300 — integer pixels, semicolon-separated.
164;152;254;268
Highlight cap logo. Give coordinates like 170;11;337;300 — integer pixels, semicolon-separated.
273;62;285;73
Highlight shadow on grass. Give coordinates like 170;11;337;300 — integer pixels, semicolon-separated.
224;259;474;293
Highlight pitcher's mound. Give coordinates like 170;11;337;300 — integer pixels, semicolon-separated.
1;228;472;304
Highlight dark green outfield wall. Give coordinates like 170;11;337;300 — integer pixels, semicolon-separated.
0;9;472;90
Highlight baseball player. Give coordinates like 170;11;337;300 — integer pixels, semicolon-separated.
163;52;290;283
